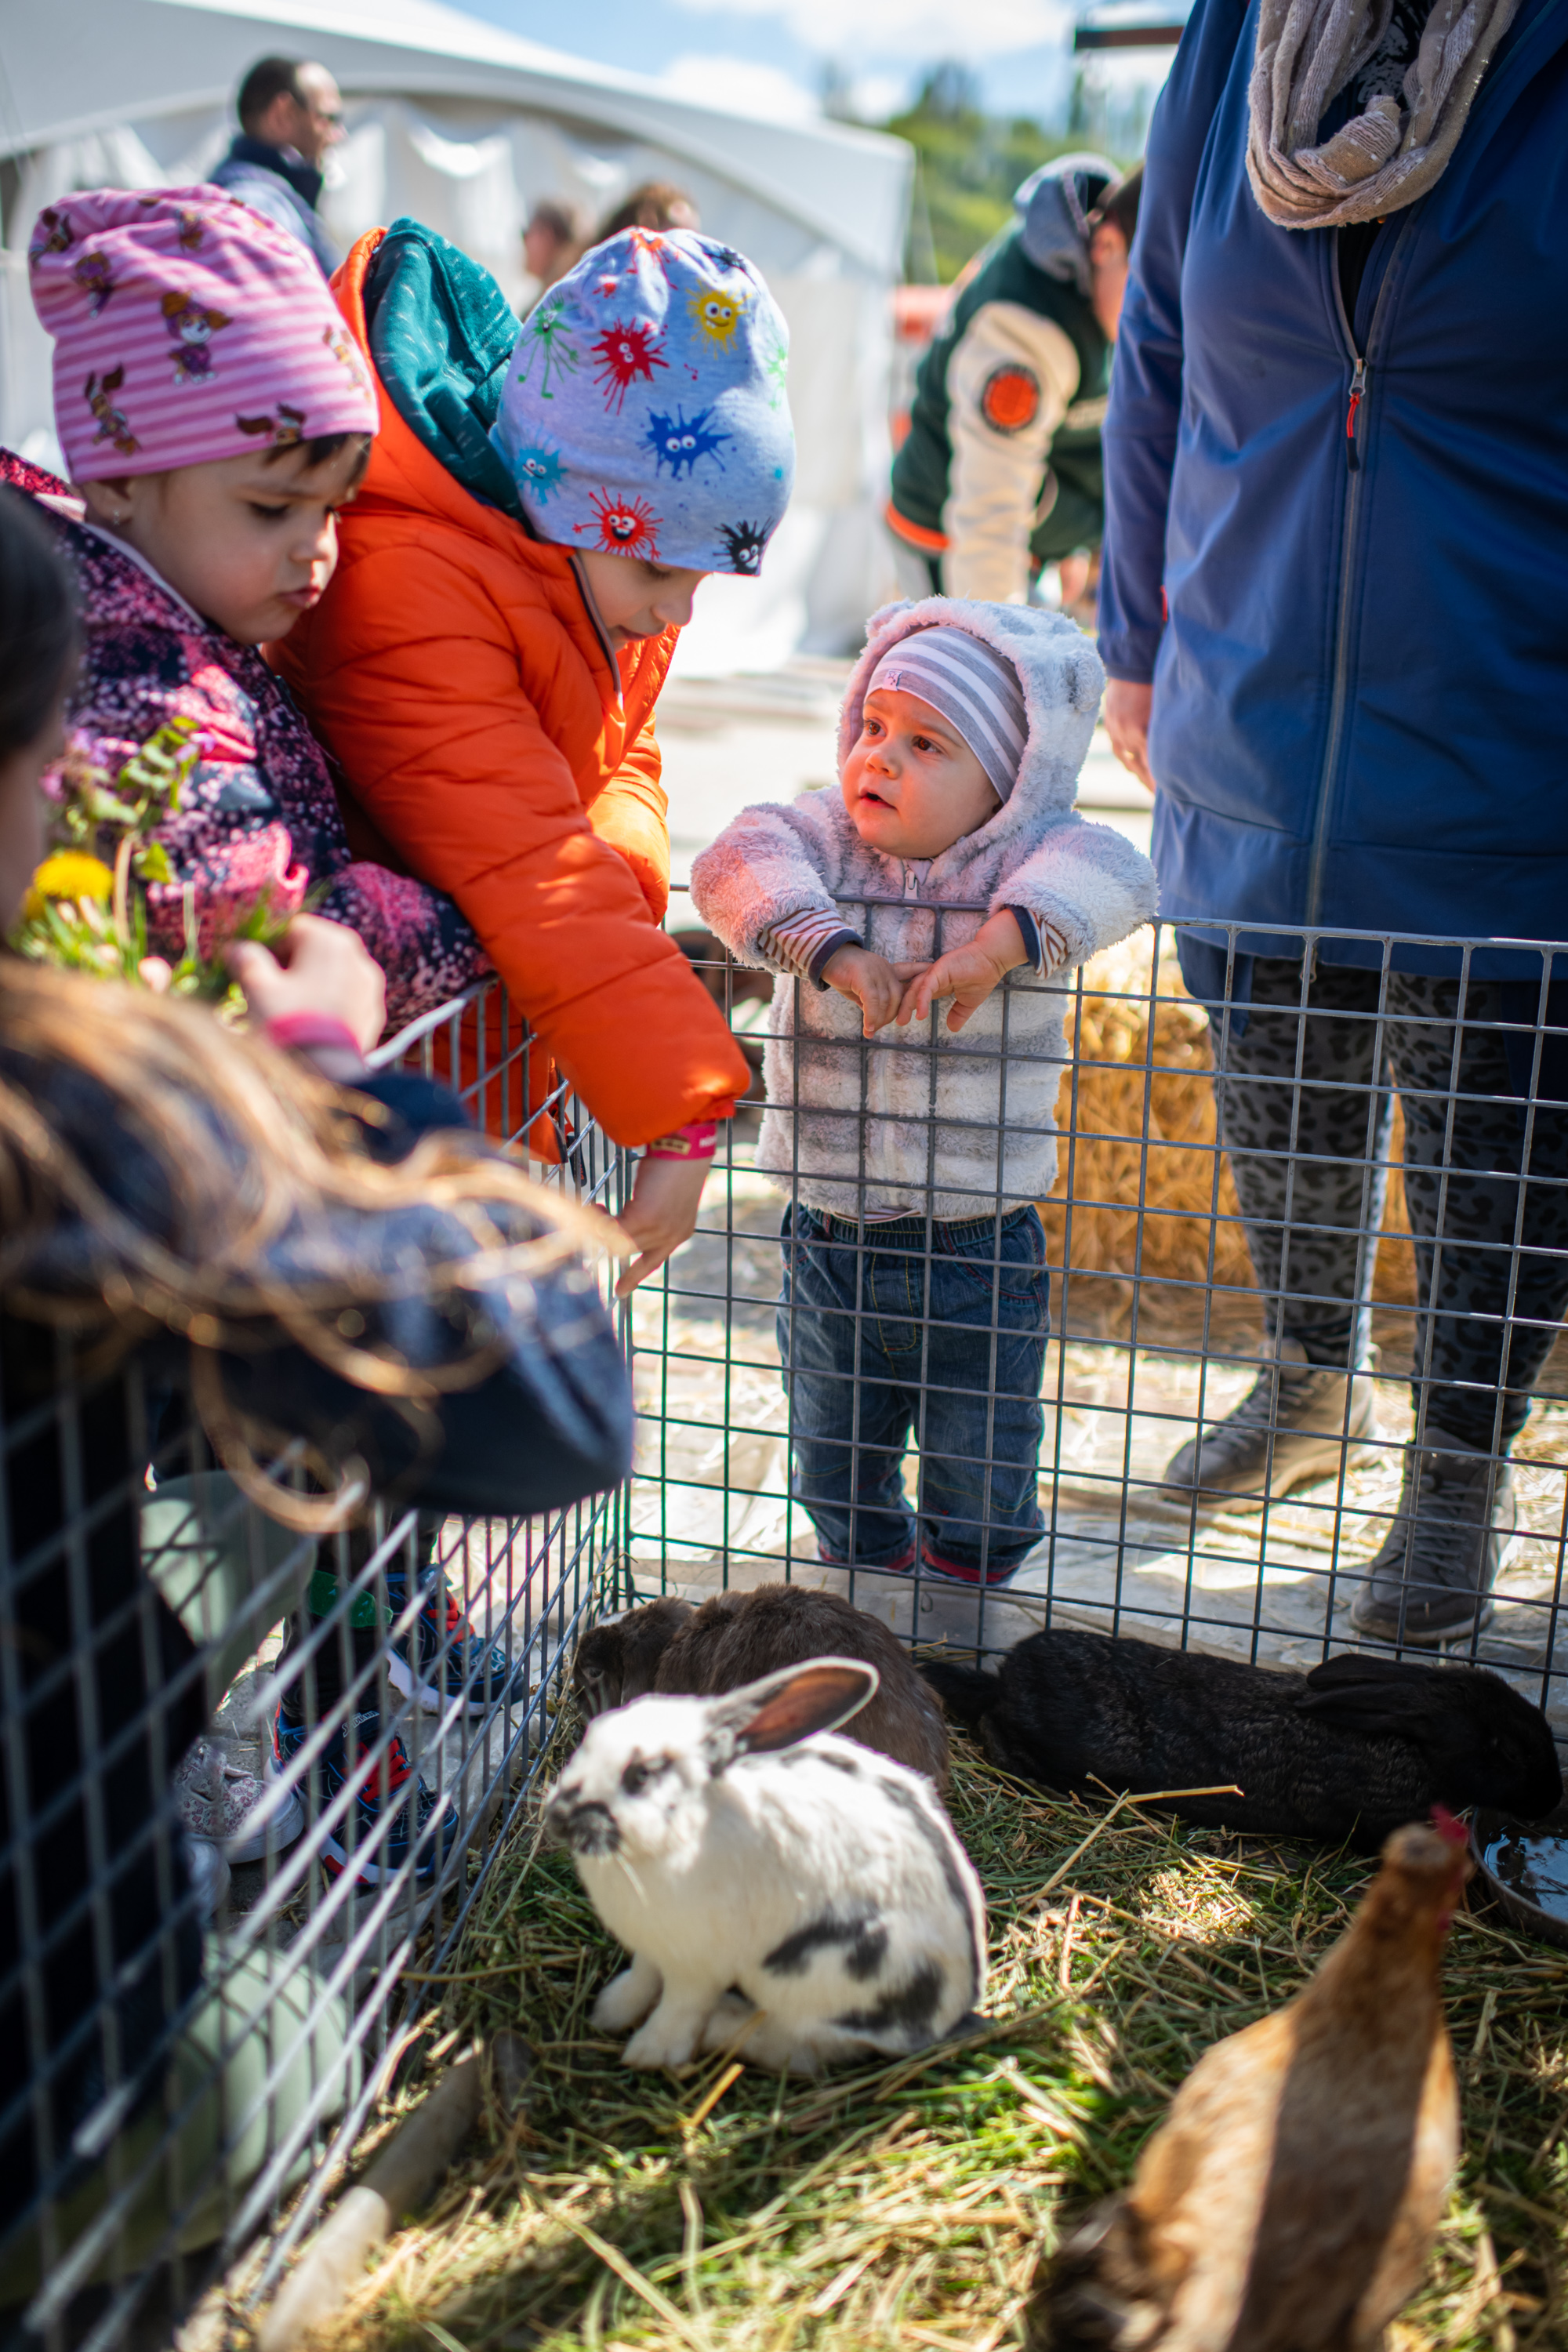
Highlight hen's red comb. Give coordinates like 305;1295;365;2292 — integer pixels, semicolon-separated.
1431;1803;1469;1848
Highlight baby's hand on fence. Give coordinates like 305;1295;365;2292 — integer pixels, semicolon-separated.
896;913;1029;1035
821;945;909;1036
897;946;1004;1033
893;913;1029;1035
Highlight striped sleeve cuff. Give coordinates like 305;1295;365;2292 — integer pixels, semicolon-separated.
757;909;864;989
1006;908;1073;977
1007;906;1041;973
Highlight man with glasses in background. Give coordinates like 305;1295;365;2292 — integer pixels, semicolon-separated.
212;56;345;277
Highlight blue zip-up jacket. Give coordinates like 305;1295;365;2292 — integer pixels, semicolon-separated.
1098;0;1568;976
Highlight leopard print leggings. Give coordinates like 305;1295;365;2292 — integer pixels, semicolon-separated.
1210;958;1568;1449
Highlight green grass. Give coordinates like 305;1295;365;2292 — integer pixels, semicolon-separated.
272;1739;1568;2352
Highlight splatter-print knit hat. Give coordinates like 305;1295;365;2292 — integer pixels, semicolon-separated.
29;186;377;482
491;228;795;575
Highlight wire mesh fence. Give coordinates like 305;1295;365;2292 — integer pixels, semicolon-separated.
9;909;1568;2349
1;987;630;2352
634;902;1568;1744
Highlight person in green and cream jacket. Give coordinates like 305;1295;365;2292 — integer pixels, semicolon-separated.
888;156;1142;605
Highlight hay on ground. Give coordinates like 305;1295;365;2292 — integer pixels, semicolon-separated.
240;1725;1566;2352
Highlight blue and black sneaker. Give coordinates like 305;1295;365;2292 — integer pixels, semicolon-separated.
296;1556;530;1716
384;1559;532;1715
274;1706;459;1886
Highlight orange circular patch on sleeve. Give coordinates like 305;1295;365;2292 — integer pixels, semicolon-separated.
979;362;1042;434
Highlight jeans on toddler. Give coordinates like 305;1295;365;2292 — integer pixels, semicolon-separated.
778;1203;1050;1583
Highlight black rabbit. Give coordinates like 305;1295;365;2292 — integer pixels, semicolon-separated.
922;1632;1562;1850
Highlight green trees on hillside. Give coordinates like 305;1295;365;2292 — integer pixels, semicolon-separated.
869;64;1135;284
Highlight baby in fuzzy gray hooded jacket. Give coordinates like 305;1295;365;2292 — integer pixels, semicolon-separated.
691;597;1156;1587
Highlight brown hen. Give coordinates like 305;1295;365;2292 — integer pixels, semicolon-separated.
1034;1815;1471;2351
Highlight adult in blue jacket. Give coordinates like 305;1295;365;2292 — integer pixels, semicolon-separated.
1098;0;1568;1644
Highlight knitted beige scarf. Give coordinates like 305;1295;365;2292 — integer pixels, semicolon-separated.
1247;0;1520;227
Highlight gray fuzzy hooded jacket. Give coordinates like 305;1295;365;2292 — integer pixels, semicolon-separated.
689;597;1158;1222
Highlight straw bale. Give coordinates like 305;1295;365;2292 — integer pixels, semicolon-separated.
1041;930;1415;1320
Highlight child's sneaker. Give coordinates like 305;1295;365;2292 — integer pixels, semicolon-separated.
180;1827;231;1918
294;1561;528;1717
918;1546;1025;1588
175;1733;307;1864
274;1707;459;1886
816;1543;918;1576
383;1561;531;1715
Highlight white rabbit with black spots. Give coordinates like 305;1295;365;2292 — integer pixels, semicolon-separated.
543;1657;986;2075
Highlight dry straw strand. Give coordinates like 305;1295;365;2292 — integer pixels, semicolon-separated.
283;1715;1566;2352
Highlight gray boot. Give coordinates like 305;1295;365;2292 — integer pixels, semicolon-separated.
1348;1432;1518;1645
1160;1337;1378;1511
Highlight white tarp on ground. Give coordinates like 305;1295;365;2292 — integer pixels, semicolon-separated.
0;0;911;666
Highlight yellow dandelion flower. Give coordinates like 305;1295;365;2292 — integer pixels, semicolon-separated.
688;286;747;350
24;851;114;921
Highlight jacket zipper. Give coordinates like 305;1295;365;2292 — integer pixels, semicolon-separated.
1345;357;1367;471
1304;229;1403;928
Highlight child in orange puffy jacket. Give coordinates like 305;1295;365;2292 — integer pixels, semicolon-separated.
274;220;797;1292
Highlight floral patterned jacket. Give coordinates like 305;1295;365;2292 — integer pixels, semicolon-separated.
2;449;490;1035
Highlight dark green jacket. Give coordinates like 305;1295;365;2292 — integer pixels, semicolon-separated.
890;224;1110;587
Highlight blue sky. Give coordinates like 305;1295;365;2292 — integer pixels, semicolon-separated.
454;0;1085;125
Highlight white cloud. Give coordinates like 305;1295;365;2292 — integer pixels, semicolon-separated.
655;54;823;122
669;0;1072;60
1078;44;1177;97
848;70;910;119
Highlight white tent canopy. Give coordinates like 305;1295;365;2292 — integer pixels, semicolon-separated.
0;0;912;666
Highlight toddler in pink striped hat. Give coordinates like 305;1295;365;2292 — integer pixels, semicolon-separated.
9;185;487;1036
691;596;1156;1588
30;185;378;644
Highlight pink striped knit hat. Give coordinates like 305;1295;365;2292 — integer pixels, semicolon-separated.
29;186;377;482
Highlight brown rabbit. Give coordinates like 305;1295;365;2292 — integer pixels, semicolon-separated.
575;1597;696;1714
572;1584;949;1787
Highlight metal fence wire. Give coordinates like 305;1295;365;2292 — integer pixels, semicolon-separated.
7;913;1568;2347
0;987;629;2352
637;902;1568;1719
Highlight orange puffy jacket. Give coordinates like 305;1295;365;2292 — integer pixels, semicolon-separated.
272;228;747;1149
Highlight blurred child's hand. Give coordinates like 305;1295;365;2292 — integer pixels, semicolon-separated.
821;944;913;1036
896;911;1029;1035
612;1152;710;1298
227;913;387;1054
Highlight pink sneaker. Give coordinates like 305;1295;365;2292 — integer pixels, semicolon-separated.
817;1542;917;1575
918;1547;1024;1588
174;1733;305;1864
